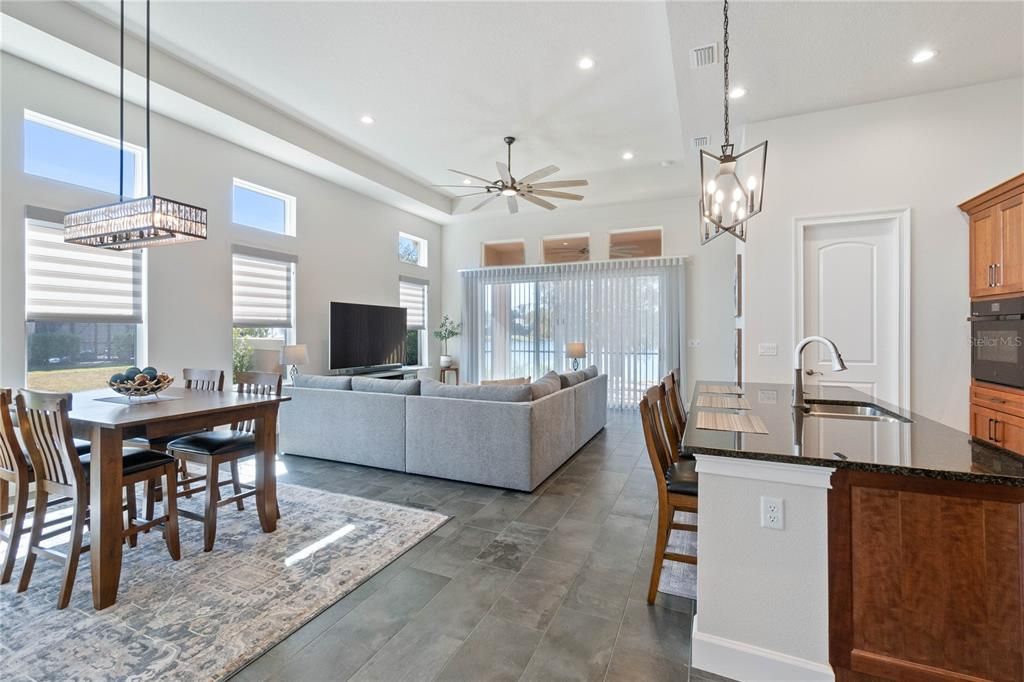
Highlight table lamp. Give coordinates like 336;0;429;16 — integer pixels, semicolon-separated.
281;344;309;381
566;342;587;371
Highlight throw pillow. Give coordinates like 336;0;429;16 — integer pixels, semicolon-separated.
558;370;587;389
481;376;531;385
292;374;352;390
351;376;420;395
421;378;531;402
583;365;599;380
530;371;562;400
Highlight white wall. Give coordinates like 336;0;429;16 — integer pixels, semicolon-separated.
0;54;444;387
440;197;737;397
740;78;1024;429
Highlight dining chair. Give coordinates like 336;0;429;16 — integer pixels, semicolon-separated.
15;389;181;609
143;368;226;520
0;388;34;584
662;372;689;455
168;371;282;552
640;383;698;605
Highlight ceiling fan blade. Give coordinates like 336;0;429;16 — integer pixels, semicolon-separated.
432;184;491;189
519;193;556;211
497;162;513;185
518;165;559;184
531;189;584;201
507;195;519;214
448;169;495;185
471;194;500;211
528;179;589;189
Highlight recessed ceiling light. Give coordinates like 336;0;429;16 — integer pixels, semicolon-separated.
728;86;748;99
360;114;375;124
622;151;634;160
462;178;472;185
912;49;937;64
577;56;595;70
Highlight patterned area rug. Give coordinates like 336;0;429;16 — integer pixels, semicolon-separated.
0;483;448;680
659;511;697;600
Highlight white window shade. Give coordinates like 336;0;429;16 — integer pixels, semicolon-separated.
25;219;142;323
232;248;295;328
400;277;427;331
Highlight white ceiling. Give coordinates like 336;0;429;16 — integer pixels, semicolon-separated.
73;1;1022;217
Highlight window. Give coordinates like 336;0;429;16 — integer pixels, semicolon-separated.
610;227;663;259
543;234;590;263
232;247;296;378
25;215;143;391
400;277;428;366
232;178;296;235
482;240;526;267
23;110;145;197
399;232;428;267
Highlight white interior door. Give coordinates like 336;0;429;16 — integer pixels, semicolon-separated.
800;215;906;464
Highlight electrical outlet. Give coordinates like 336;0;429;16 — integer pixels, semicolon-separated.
758;343;778;357
760;496;785;530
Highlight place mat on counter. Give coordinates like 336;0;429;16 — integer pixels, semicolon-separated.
699;383;745;394
94;394;183;405
696;411;769;434
696;394;752;410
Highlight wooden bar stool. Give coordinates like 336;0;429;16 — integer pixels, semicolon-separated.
662;371;690;460
168;372;282;552
15;389;181;609
640;384;698;605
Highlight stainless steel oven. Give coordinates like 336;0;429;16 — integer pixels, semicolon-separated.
970;296;1024;389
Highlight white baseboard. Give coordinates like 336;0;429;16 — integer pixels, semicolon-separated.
692;616;835;682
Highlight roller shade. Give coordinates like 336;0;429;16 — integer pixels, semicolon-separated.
400;277;427;331
25;219;142;323
232;249;294;328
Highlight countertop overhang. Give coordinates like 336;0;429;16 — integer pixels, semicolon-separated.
681;381;1024;487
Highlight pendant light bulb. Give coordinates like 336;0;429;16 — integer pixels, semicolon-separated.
747;176;757;190
706;180;717;194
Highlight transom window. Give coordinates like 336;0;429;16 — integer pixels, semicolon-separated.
482;240;526;266
23;110;146;198
542;234;590;263
232;178;296;235
610;227;663;259
399;232;428;267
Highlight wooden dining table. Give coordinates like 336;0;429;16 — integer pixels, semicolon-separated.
68;386;290;610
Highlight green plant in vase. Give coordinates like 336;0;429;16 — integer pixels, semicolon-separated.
432;315;462;368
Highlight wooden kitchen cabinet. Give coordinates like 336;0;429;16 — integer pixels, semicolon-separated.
961;173;1024;298
972;381;1024;455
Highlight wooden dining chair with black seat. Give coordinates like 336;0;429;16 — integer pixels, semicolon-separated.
167;371;282;552
0;387;38;584
15;389;181;609
640;383;698;605
662;372;690;461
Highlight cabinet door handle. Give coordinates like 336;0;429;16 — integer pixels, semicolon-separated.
995;263;1001;286
987;264;993;287
993;419;1001;444
988;418;995;441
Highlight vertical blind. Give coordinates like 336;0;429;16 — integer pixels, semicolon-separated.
461;258;686;409
232;247;296;328
25;219;142;323
400;277;428;330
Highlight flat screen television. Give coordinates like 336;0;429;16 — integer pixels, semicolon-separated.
329;302;408;371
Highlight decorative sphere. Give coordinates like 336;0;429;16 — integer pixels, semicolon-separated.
142;368;158;379
125;367;141;379
110;373;126;384
142;366;157;374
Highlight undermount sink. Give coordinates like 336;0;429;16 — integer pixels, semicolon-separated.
804;402;911;423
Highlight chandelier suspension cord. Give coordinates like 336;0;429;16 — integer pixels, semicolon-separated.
119;0;124;201
507;140;512;177
146;0;152;196
722;0;730;147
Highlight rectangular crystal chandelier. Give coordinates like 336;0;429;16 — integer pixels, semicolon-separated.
64;196;207;250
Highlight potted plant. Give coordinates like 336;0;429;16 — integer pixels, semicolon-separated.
433;315;462;368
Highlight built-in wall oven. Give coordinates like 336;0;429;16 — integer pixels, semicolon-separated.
970;296;1024;389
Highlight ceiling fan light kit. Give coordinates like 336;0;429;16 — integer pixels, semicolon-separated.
64;0;207;250
698;0;767;245
437;136;589;215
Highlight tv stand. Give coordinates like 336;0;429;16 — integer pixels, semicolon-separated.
335;365;428;380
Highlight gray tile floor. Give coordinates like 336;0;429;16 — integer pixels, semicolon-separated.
232;411;722;682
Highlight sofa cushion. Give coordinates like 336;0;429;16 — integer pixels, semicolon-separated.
558;370;588;389
421;378;531;403
352;376;420;395
530;371;562;400
292;374;352;390
481;376;531;386
583;365;599;380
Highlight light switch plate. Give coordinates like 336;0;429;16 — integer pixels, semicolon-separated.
758;343;778;356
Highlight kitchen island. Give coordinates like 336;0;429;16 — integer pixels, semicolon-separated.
683;381;1023;682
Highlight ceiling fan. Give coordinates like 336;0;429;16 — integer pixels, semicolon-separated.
435;136;588;214
546;244;649;260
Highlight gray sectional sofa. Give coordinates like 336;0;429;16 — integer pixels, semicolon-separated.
279;370;608;491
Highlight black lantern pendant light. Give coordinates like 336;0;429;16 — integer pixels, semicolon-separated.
64;0;207;250
699;0;767;245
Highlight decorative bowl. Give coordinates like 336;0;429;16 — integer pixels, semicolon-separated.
108;375;175;398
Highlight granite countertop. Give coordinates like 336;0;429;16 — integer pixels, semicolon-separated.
682;381;1024;487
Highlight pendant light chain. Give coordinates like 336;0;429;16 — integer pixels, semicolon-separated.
119;0;125;200
722;0;730;147
146;0;152;196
